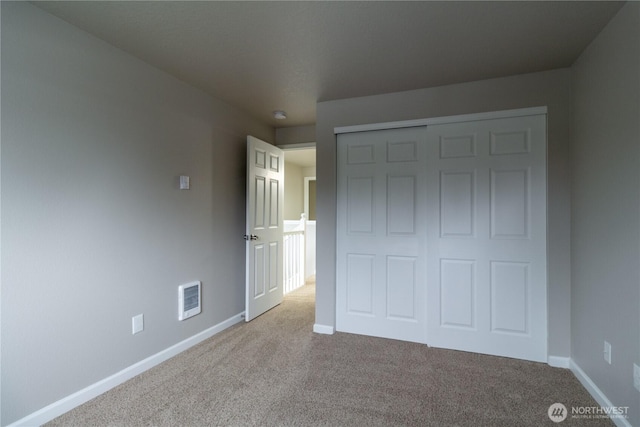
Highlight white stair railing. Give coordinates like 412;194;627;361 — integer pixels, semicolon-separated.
283;214;306;294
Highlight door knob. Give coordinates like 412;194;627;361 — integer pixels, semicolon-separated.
243;234;259;241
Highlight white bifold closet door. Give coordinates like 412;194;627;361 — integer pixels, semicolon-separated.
336;112;547;363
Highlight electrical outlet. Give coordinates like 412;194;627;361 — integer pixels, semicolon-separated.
603;341;612;364
634;364;640;392
132;314;144;335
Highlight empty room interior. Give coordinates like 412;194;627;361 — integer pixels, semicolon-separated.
1;1;639;426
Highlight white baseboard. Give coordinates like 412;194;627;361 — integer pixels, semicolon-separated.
313;323;335;335
8;312;245;427
547;355;571;369
570;360;632;427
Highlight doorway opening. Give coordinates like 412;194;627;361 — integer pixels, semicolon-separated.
282;145;316;296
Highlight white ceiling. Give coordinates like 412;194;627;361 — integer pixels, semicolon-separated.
33;1;623;128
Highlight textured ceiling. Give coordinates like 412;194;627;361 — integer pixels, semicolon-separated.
33;1;624;128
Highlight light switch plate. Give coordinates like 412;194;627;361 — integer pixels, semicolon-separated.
132;314;144;334
179;175;190;190
604;341;612;364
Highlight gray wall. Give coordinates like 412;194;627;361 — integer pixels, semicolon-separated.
276;125;316;146
316;69;573;358
571;3;640;425
0;3;273;425
284;161;304;220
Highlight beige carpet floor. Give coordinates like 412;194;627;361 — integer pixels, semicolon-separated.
46;284;612;426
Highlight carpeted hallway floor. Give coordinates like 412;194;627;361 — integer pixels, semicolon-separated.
46;283;612;426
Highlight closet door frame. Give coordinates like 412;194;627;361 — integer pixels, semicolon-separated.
335;106;548;362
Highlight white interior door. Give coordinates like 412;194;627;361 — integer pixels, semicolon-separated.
245;136;284;321
426;115;547;362
336;127;428;343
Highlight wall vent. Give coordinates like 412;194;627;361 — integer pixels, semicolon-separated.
178;281;201;321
